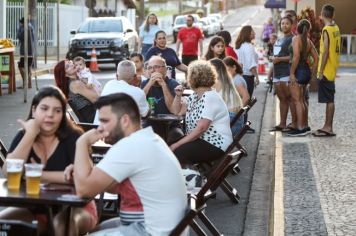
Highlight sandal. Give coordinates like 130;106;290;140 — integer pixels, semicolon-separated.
312;129;336;137
269;125;285;132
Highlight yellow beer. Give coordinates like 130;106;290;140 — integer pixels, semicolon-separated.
7;170;22;190
26;172;41;195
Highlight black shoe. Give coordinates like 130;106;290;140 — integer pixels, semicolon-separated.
286;129;308;137
304;126;311;134
246;127;255;133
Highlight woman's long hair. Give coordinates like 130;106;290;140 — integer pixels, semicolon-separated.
205;36;226;60
297;19;311;61
54;60;69;98
223;56;243;75
235;25;253;49
27;86;82;140
144;13;158;32
210;58;242;111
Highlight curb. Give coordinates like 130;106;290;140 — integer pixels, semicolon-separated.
243;89;275;236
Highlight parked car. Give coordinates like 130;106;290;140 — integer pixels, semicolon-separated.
199;18;214;37
172;14;202;43
67;17;138;66
206;16;221;34
209;13;224;30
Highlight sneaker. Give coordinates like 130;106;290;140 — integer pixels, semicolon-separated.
304;126;311;134
286;129;308;137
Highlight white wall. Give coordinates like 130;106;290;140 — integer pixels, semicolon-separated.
0;0;6;39
56;4;88;47
286;0;315;12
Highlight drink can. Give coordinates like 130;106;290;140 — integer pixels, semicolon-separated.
148;97;155;114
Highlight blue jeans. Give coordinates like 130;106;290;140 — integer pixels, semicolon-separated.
295;63;311;85
230;112;244;136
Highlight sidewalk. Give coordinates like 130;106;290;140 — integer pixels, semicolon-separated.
269;73;356;235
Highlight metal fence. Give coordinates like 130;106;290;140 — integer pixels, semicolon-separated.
6;2;55;46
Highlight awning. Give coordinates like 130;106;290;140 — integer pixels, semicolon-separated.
264;0;286;9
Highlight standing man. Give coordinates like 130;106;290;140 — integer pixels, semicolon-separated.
16;17;35;89
176;15;204;66
73;93;187;235
313;4;340;137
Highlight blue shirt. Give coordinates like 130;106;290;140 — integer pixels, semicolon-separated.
139;24;160;44
145;47;182;79
141;77;180;114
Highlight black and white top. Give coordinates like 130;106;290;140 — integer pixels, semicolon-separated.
185;90;233;151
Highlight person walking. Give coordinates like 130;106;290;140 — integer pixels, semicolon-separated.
312;4;340;137
176;15;204;66
288;19;319;136
16;17;35;89
138;13;160;58
262;17;276;44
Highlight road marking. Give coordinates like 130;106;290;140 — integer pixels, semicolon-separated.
273;98;285;236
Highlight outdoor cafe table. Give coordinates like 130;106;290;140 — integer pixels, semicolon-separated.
147;114;185;141
0;178;91;235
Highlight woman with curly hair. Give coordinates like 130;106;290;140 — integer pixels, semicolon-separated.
138;13;161;58
204;36;226;60
170;60;232;164
54;59;98;123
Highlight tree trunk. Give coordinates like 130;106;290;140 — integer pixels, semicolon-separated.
29;0;37;69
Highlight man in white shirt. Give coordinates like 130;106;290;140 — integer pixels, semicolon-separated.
93;60;149;124
73;93;187;236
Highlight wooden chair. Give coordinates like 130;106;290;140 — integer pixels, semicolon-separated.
169;195;207;236
248;96;257;109
0;220;38;236
194;151;244;236
0;138;8;168
230;106;249;128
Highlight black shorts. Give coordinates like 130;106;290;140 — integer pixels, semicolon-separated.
182;55;198;66
318;76;335;103
18;57;33;68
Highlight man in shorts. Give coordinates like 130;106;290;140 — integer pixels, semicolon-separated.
313;4;340;137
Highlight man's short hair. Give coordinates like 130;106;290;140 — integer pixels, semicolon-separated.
95;93;141;124
116;60;136;82
129;52;144;62
322;4;335;19
186;15;194;21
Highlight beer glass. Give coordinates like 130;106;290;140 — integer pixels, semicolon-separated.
6;159;24;190
24;163;44;195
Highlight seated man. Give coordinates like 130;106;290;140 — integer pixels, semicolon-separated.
93;60;149;124
141;56;184;143
73;93;187;236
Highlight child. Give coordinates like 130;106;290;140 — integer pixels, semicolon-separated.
204;36;226;60
312;4;340;137
266;33;278;91
73;56;102;95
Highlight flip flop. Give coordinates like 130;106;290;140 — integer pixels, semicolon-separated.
281;126;296;132
269;125;285;132
312;129;336;137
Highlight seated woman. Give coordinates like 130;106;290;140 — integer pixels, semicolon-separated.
170;60;233;165
54;59;98;123
0;86;97;236
210;58;243;135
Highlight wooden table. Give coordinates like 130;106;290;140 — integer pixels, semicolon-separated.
147;114;184;141
0;47;16;95
0;179;91;235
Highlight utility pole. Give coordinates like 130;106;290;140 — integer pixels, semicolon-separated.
24;0;29;103
139;0;145;27
29;0;37;69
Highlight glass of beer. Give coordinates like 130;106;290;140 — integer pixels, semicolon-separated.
24;163;44;195
6;159;24;190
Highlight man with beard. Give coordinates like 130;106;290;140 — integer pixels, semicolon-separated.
176;15;204;66
73;93;187;235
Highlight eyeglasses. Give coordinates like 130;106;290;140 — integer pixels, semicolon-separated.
146;65;166;71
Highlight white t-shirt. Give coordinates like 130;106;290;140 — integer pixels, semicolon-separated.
236;42;258;76
94;79;149;124
97;127;187;236
185;90;233;151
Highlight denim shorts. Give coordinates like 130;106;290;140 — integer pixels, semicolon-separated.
229;112;244;136
295;63;311;85
273;76;289;83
